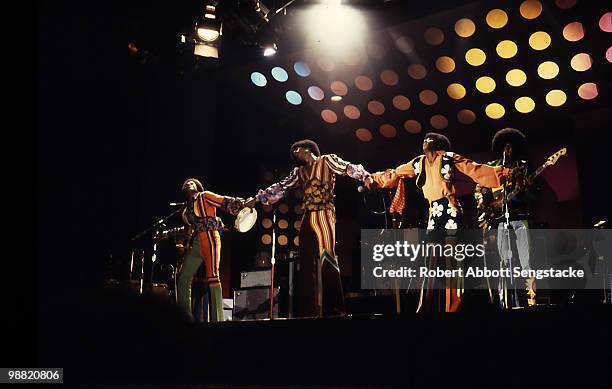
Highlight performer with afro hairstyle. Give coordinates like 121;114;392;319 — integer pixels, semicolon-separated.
255;139;370;317
475;127;537;307
365;132;513;312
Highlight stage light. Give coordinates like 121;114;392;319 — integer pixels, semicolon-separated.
379;124;397;138
304;1;366;56
196;6;221;42
435;56;455;73
307;86;325;101
455;18;475;38
506;69;527;86
250;72;267;87
570;53;592;72
404;120;422;134
599;12;612;32
294;220;302;230
546;90;567;107
279;204;289;213
285;91;303;106
408;64;427;80
563;22;585;42
367;100;385;115
271;66;289;82
519;0;542;20
515;97;535;113
496;40;518;58
578;83;598;100
485;103;505;119
321;109;338;123
537;61;559;79
293;61;311;77
447;83;466;99
278;235;288;246
457;109;476;124
262;218;273;228
356;128;373;142
465;48;486;66
529;31;551;50
555;0;576;10
278;219;288;229
424;27;444;46
593;220;607;228
392;95;411;111
331;80;348;96
194;44;219;58
476;76;496;93
262;43;277;56
607;46;612;63
419;90;438;105
430;115;448;130
294;205;304;214
486;9;508;29
380;70;399;86
261;234;272;245
343;105;360;119
355;75;373;91
293;236;300;246
330;95;342;102
395;36;414;54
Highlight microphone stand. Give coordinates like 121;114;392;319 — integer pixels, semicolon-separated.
130;206;185;295
501;151;518;309
270;212;276;320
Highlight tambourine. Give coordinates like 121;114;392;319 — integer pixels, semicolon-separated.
235;207;257;233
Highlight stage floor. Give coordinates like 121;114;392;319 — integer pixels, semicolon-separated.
39;288;612;387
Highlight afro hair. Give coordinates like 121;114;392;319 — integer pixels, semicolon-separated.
424;132;452;151
492;128;526;154
182;178;203;193
289;139;321;164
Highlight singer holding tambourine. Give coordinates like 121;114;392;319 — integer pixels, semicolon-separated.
166;178;251;322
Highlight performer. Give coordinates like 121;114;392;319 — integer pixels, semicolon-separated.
163;178;246;321
365;133;512;312
475;128;536;306
255;139;370;317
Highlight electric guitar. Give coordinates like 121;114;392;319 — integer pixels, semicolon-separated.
477;148;567;229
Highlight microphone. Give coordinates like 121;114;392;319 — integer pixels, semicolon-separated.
169;202;185;206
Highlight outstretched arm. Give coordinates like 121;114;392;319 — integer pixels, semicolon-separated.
451;153;511;188
368;157;419;189
255;167;301;205
204;191;245;216
324;154;370;182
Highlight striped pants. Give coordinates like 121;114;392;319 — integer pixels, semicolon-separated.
177;231;224;321
297;209;345;317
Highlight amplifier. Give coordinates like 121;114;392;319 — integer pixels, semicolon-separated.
233;287;279;321
240;269;272;288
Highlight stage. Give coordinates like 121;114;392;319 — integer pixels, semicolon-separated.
39;287;612;387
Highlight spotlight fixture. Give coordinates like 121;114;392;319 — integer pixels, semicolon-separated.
263;43;278;56
331;95;342;102
194;4;222;58
594;220;607;228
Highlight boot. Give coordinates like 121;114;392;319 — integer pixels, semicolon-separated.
525;277;536;307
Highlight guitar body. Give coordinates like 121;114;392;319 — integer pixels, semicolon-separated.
476;148;567;229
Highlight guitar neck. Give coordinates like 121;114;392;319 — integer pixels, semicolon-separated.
506;162;547;201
